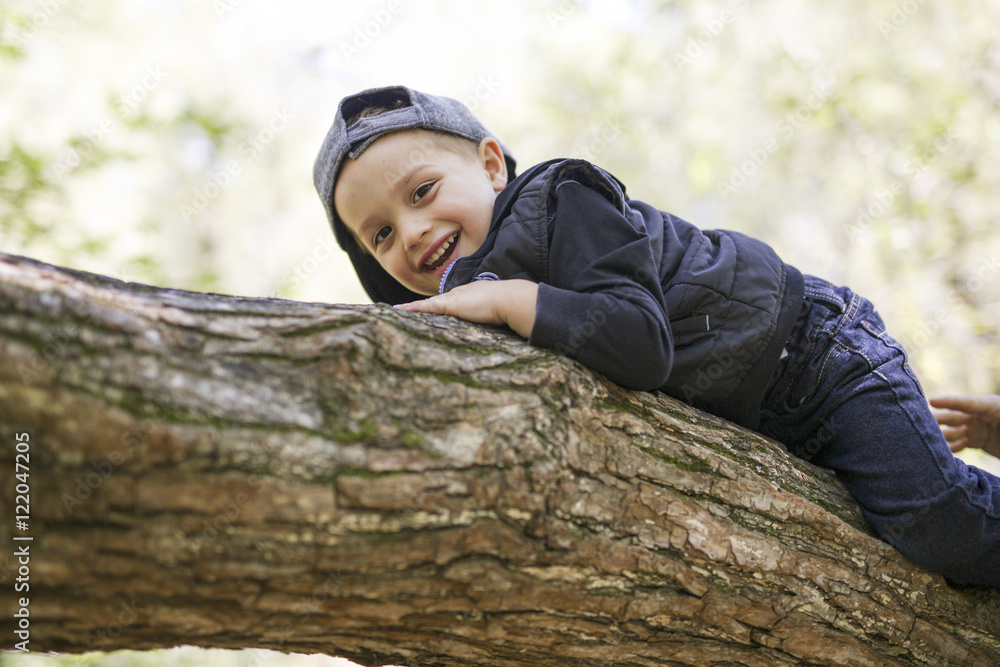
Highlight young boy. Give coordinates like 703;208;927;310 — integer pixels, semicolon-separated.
314;85;1000;587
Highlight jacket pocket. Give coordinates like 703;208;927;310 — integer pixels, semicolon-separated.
670;313;711;349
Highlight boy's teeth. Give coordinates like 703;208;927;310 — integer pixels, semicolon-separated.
424;233;457;269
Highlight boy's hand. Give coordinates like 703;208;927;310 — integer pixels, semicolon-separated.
395;279;538;339
930;394;1000;458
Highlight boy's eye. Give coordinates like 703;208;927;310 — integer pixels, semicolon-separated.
373;225;392;248
412;182;433;204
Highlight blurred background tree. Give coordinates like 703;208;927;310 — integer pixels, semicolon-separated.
1;0;998;663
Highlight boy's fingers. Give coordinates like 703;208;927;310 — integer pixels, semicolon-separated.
394;303;422;312
395;299;440;313
947;436;969;453
939;424;968;441
930;396;989;413
931;408;974;427
395;295;460;318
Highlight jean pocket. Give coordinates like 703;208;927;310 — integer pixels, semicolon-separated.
859;319;924;394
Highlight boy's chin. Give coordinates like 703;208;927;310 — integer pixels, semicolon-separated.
401;281;436;298
401;268;451;297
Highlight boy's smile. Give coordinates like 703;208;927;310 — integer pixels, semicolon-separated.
421;231;459;272
334;129;508;296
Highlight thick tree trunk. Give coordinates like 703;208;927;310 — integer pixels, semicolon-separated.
0;252;998;666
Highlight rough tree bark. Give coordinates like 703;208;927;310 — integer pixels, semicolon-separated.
0;252;998;667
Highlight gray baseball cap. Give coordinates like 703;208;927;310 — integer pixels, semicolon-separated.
313;85;517;304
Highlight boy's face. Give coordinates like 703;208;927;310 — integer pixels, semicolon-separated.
335;129;508;296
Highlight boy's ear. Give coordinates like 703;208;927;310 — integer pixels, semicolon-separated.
478;137;508;193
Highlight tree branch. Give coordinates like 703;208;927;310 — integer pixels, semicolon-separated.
1;252;998;666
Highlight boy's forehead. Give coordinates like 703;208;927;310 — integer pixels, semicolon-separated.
367;128;458;170
333;131;436;230
340;129;469;192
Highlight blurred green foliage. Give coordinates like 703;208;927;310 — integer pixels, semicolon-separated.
0;1;251;294
509;0;1000;397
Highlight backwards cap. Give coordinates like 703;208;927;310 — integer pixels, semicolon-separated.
313;85;517;304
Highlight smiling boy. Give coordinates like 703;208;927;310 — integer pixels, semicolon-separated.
315;85;1000;587
331;123;538;339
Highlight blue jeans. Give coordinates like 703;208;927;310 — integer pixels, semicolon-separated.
757;275;1000;587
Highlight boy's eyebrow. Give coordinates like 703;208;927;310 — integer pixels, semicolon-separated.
390;164;429;195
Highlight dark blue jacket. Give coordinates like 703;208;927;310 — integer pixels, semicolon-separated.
442;159;804;429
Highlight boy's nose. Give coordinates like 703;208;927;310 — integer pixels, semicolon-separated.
401;218;431;251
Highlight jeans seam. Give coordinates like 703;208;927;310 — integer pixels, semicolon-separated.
860;320;923;390
804;295;864;403
829;292;860;338
842;337;876;370
810;343;849;400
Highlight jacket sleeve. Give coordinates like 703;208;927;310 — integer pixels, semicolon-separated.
528;178;673;390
